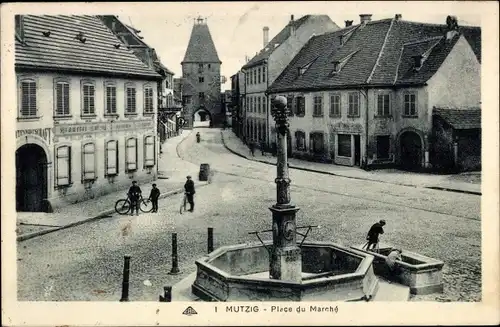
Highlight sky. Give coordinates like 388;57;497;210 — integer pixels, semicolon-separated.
119;2;483;90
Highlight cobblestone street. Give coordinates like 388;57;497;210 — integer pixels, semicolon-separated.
17;129;481;302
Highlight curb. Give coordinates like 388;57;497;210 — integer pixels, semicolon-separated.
219;131;481;196
17;184;209;242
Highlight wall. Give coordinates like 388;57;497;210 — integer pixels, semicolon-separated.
15;71;158;210
182;62;222;127
427;35;481;109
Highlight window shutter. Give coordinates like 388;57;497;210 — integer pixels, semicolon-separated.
126;138;137;171
21;81;37;116
106;141;117;175
144;136;155;167
83;143;95;180
56;146;70;186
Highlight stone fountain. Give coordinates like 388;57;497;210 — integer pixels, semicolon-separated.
172;96;439;302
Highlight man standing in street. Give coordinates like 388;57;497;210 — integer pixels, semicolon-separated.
128;181;142;216
148;183;160;213
364;220;386;251
184;175;196;212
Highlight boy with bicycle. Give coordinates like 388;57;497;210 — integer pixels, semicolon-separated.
128;181;142;216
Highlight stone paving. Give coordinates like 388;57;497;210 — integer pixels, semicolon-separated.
17;130;203;239
221;130;481;195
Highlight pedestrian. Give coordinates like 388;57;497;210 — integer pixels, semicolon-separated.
260;139;266;156
249;141;255;157
385;248;403;282
364;219;386;251
184;175;196;212
148;183;160;213
127;180;142;216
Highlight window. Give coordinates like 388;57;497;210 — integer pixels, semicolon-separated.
105;140;118;176
199;76;204;83
126;138;138;172
377;93;391;116
257;97;261;114
376;135;390;159
404;93;417;116
287;95;294;116
295;131;306;151
313;95;323;117
55;145;71;186
253;70;257;85
208;64;211;69
246;74;249;85
258;67;261;84
249;97;253;112
182;95;191;105
82;143;96;181
105;83;117;114
262;66;266;83
144;85;154;113
19;79;37;117
126;84;136;114
199;92;205;99
82;81;95;115
337;134;351;157
55;80;70;116
348;92;359;117
198;64;204;73
144;135;155;167
332;61;341;74
310;132;324;154
330;94;341;117
296;96;306;116
263;97;267;115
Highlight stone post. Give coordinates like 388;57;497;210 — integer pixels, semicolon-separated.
269;96;301;283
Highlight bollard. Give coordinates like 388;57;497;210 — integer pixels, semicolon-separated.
168;233;180;275
159;286;172;302
207;227;214;254
119;255;131;302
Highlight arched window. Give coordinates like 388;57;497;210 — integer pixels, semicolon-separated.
295;131;306;151
19;79;37;118
55;145;71;187
126;138;138;172
143;84;154;114
144;135;155;167
54;79;70;117
105;140;118;176
82;142;96;181
81;80;96;116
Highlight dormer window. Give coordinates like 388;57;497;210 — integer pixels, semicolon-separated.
15;15;24;43
413;55;423;70
332;61;341;73
298;61;314;76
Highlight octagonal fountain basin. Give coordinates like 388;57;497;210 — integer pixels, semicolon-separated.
351;243;444;295
191;241;379;302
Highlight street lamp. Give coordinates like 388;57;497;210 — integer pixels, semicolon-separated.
268;95;301;282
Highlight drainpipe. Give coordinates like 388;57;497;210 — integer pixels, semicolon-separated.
266;60;270;149
360;88;369;170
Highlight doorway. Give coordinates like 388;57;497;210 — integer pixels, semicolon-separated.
400;131;422;171
354;135;361;166
16;144;48;212
193;108;212;128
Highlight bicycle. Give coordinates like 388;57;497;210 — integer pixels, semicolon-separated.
179;193;188;214
115;195;153;215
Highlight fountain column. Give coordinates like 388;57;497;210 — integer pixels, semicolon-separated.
269;96;301;282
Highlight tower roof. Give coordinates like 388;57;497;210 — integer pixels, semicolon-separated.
182;17;221;64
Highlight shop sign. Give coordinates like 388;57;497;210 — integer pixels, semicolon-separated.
54;120;155;136
16;127;52;144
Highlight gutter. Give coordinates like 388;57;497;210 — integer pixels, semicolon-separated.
267;82;427;94
15;64;162;81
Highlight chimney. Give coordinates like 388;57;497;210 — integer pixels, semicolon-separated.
290;15;296;36
263;26;269;48
359;14;372;25
445;15;459;40
395;14;402;21
345;20;353;27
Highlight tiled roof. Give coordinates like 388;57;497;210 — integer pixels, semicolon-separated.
182;22;221;64
268;17;481;93
433;107;481;129
16;15;161;79
242;15;314;69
